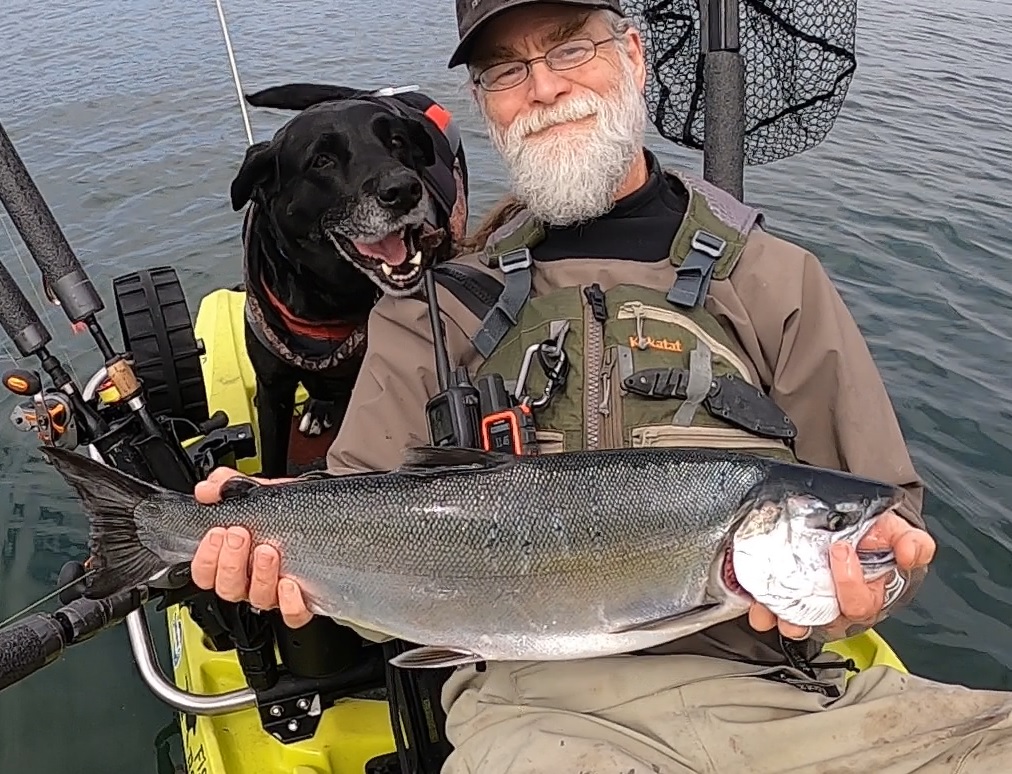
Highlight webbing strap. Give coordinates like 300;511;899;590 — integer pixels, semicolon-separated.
666;229;728;309
471;248;533;358
431;264;504;322
671;340;713;426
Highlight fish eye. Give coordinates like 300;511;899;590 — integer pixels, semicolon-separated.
826;512;847;531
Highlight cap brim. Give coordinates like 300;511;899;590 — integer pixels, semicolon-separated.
447;0;620;69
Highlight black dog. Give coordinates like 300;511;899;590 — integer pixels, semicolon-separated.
230;83;468;477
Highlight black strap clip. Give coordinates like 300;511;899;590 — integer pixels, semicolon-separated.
666;230;726;309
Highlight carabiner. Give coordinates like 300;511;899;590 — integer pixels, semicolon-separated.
529;347;568;409
513;342;542;403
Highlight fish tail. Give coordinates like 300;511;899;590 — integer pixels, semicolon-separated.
40;447;172;598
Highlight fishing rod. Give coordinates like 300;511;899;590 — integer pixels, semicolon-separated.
0;586;149;693
0;120;199;491
0;114;214;694
214;0;255;145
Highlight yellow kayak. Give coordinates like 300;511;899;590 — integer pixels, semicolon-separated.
160;286;907;774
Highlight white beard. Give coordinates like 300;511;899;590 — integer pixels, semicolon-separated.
483;54;648;227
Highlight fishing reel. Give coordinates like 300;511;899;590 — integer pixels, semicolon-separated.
3;368;78;448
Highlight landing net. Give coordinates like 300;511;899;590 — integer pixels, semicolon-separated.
622;0;859;165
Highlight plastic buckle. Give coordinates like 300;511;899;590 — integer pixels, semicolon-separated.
498;248;533;274
691;230;727;258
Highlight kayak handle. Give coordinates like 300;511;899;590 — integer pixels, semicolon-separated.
126;605;256;715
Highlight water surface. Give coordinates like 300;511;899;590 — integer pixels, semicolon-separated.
0;0;1009;770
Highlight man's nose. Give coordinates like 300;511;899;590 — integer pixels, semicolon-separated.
527;60;573;105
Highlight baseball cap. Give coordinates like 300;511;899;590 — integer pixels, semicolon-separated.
448;0;625;69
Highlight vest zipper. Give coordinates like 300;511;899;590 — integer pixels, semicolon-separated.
599;347;622;448
582;284;608;450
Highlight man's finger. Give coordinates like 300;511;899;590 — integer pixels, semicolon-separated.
856;509;936;573
248;545;281;611
215;526;252;602
893;528;936;571
747;602;778;632
207;466;240;484
830;542;885;623
191;528;225;589
856;509;911;551
195;468;243;505
278;579;313;629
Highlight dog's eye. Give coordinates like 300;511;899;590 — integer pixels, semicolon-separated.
310;155;333;169
389;136;404;151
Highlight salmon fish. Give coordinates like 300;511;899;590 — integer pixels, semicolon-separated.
40;444;901;668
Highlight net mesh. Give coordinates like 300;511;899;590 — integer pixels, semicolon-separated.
622;0;858;165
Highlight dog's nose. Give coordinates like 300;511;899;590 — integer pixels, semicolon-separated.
375;171;423;211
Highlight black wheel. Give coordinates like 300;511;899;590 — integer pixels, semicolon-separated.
112;266;209;427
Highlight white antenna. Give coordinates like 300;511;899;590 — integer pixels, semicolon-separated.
212;0;255;146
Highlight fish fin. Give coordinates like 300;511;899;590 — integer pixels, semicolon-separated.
398;445;515;476
387;645;485;669
40;447;172;599
605;603;723;634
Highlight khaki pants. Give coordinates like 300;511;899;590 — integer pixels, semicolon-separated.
441;654;1011;773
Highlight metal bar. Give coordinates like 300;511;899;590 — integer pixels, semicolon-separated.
125;606;257;715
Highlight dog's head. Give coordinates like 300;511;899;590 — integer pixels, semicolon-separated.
230;83;468;298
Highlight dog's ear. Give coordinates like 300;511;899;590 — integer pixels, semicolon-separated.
245;83;368;111
230;140;276;211
406;118;436;169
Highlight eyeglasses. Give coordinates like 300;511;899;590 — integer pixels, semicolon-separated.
474;37;619;92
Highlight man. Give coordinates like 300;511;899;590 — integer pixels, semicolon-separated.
190;2;1012;771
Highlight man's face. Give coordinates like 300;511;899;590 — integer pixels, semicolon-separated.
468;5;649;226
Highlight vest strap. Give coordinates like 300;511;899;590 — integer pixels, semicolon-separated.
471;247;533;358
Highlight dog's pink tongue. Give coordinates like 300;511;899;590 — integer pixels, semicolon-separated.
353;233;408;266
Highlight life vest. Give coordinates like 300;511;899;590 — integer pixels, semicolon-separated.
432;168;801;462
241;202;371;372
363;90;468;233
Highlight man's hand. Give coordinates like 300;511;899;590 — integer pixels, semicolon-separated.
190;467;315;629
748;508;936;640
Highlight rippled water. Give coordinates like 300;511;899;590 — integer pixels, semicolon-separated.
0;0;1009;770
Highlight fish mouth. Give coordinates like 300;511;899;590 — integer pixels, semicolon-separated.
720;547;751;601
326;224;426;294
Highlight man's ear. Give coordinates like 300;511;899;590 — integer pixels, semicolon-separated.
229;140;276;211
625;28;647;92
406;119;436;168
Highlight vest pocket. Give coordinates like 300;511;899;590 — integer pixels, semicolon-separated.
631;424;791;455
616;301;754;384
535;430;566;454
